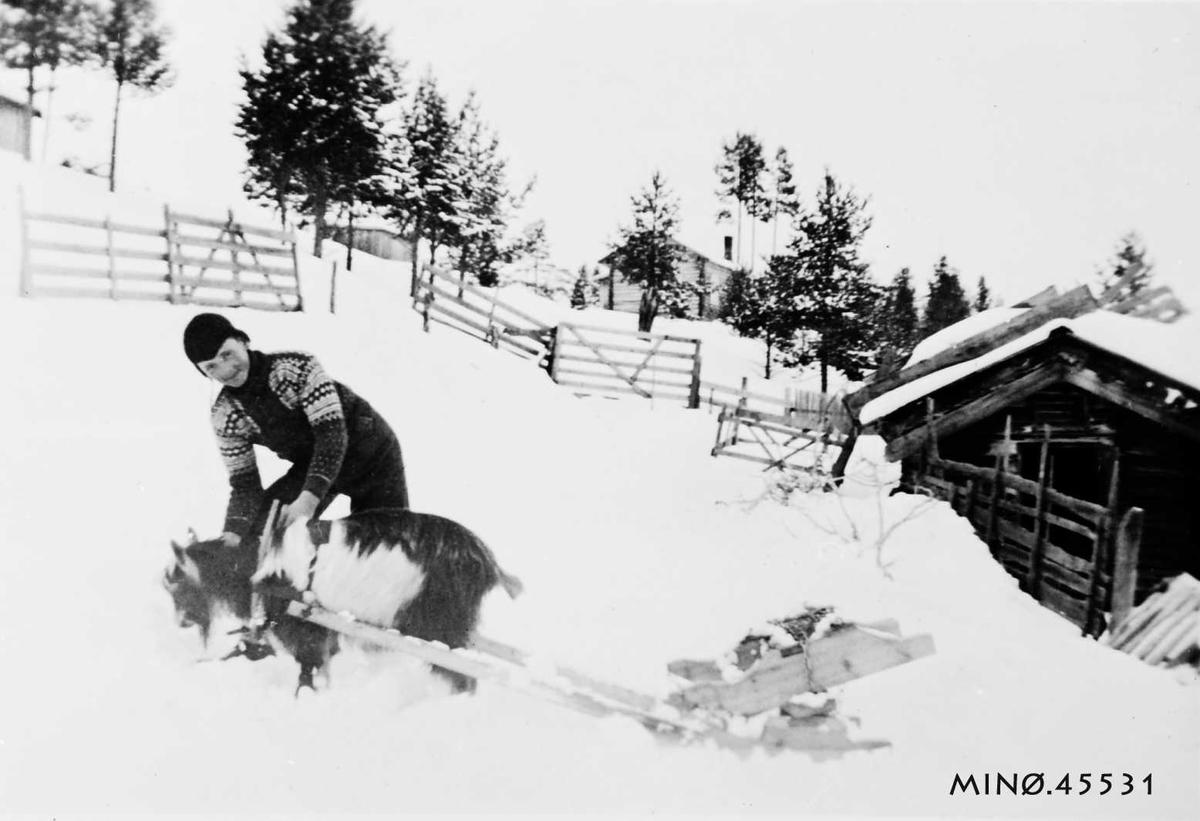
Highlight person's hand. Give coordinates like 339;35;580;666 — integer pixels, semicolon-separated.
279;491;320;530
221;531;242;548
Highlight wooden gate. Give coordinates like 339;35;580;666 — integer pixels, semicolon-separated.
549;322;703;407
164;207;302;311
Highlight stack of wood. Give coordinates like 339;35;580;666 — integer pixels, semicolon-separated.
1100;574;1200;678
666;608;936;755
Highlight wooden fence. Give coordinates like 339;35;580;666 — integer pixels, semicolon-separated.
413;264;554;363
18;189;302;311
919;455;1142;636
706;377;853;472
548;322;703;407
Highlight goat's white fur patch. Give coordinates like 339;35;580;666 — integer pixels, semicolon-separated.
253;519;426;628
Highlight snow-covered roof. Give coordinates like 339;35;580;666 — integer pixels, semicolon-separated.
862;310;1200;424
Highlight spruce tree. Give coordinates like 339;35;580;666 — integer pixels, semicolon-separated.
570;265;591;309
1096;231;1154;303
973;275;992;312
922;256;971;337
237;0;399;257
384;71;463;291
608;171;684;332
0;0;98;160
93;0;170;192
714;132;768;270
874;267;919;374
782;172;878;392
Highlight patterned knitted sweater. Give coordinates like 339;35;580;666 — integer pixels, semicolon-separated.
211;350;351;537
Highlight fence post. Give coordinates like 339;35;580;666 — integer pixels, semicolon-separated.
1026;425;1051;598
291;233;304;312
1108;507;1143;631
549;325;563;383
985;460;1005;557
18;185;32;298
104;214;116;299
228;208;243;306
163;204;176;306
329;259;338;314
688;339;702;409
1083;449;1124;636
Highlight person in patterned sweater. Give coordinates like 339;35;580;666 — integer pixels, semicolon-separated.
183;313;410;550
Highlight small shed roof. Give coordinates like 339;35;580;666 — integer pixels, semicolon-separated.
861;309;1200;425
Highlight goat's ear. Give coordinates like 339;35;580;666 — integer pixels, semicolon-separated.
187;527;199;546
171;540;186;561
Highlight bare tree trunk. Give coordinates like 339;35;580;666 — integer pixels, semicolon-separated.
109;81;123;192
311;186;327;258
41;66;58;162
345;205;355;272
638;288;659;333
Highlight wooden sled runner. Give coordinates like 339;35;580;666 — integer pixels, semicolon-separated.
279;595;935;754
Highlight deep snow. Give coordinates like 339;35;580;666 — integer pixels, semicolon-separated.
0;157;1197;818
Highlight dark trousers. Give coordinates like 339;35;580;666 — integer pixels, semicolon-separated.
246;428;409;549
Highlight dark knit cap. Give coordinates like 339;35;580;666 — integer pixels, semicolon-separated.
183;313;250;368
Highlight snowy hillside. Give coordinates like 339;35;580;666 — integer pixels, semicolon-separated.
0;159;1197;818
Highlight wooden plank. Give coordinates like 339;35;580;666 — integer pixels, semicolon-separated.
555;377;691;402
28;239;168;261
424;283;547;340
175;276;298;296
176;294;297;311
672;628;935;716
173;255;297;278
562;324;653;398
30;285;168;302
554;353;696;376
848;284;1097;412
553;366;693;391
1039;583;1090;626
559;321;701;347
170;211;294;241
1108;508;1144;631
25;211;165;236
1064;369;1200;445
932;457;1107;520
884;364;1067;460
425;305;543;357
423;265;552;330
170;233;293;256
29;265;169;283
556;338;697;360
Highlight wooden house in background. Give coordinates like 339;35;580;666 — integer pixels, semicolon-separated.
329;221;413;262
0;93;34;159
597;239;737;318
847;282;1197;633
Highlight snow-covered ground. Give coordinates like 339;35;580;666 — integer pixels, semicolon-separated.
1;158;1197;818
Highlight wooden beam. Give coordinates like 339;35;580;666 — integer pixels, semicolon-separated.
1108;507;1144;631
1063;368;1200;444
670;627;935;716
884;363;1066;460
848;284;1097;413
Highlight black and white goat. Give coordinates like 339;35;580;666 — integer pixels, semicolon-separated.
164;509;522;694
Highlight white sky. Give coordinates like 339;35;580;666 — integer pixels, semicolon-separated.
14;0;1200;307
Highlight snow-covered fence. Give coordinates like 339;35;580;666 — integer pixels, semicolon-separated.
548;322;703;407
18;190;302;311
413;264;554;363
920;454;1142;636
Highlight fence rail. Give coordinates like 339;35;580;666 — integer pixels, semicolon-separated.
549;322;703;407
920;455;1142;635
19;188;303;312
413;264;554;361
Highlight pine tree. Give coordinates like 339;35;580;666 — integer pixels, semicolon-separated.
768;145;800;257
874;267;919;375
93;0;170;192
714;132;768;270
384;71;464;292
237;0;400;257
782;172;878;392
717;266;751;323
0;0;98;160
608;171;684;332
973;275;992;312
922;256;971;337
734;263;801;379
1096;231;1154;303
